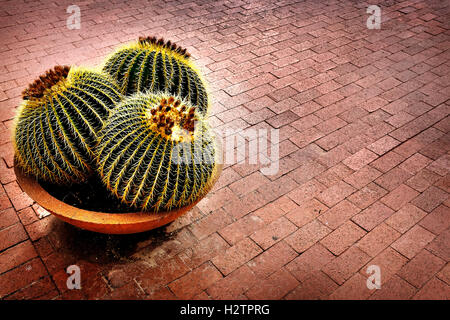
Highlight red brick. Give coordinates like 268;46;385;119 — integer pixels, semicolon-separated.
316;116;346;135
329;273;373;300
285;219;331;253
41;251;76;276
419;205;450;235
427;155;450;176
391;225;435;259
285;271;338;300
351;201;395;231
256;175;298;203
290;127;324;148
426;229;450;261
437;263;450;285
24;217;54;241
399;154;432;174
434;174;450;193
288;160;326;185
410;186;448;213
0;192;12;212
17;207;38;226
192;291;211;300
394;139;424;158
0;240;37;274
136;256;190;292
245;268;299;299
385;203;427;233
206;265;258;300
178;233;230;269
219;214;265;245
386;112;415;128
9;192;34;211
33;237;54;258
247;241;297;278
0;208;19;229
356;223;400;257
266;110;299;128
315;163;354;187
196;188;238;214
318;200;361;229
344;165;382;189
291;114;321;131
320;221;366;255
348;182;388;209
413;277;450;300
0;161;15;185
32;204;50;219
252;201;286;224
272;195;298;213
229;171;269;196
398;250;445;288
343;148;378;170
286;198;328;227
4;276;56;300
314;91;344;107
109;282;146;300
287;179;327;205
317;145;352;168
316;181;355;207
367;136;400;156
370;151;405;173
322;246;371;285
223;191;266;220
189;208;234;240
0;223;27;251
0;258;47;298
406;168;441;192
169;262;222;299
285;243;335;282
211;237;262;275
380;184;419;210
107;269;130;289
292;100;322;117
375;167;413;190
361;247;408;285
250;216;297;249
369;275;417;300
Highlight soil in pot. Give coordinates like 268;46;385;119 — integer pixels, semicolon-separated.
39;175;132;213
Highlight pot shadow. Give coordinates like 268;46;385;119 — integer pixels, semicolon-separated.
46;217;177;265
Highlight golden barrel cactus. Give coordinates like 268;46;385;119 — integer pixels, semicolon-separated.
13;66;122;184
103;36;209;115
96;92;219;212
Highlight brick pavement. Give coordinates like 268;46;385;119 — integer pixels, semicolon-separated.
0;0;449;300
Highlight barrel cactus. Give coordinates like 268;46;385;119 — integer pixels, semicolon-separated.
13;66;122;184
103;36;209;115
96;92;219;212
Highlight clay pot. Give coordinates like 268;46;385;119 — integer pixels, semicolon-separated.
14;160;222;235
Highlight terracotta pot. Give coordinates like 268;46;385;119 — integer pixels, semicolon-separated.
14;160;222;235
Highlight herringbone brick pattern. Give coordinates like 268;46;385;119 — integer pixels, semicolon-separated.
0;0;449;300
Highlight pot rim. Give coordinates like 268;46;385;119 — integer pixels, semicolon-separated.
14;159;222;234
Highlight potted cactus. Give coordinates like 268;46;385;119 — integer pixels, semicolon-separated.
13;37;222;234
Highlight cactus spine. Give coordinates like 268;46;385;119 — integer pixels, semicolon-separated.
103;36;209;115
96;92;219;212
13;66;122;184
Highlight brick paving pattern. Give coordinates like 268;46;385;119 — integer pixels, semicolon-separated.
0;0;449;300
